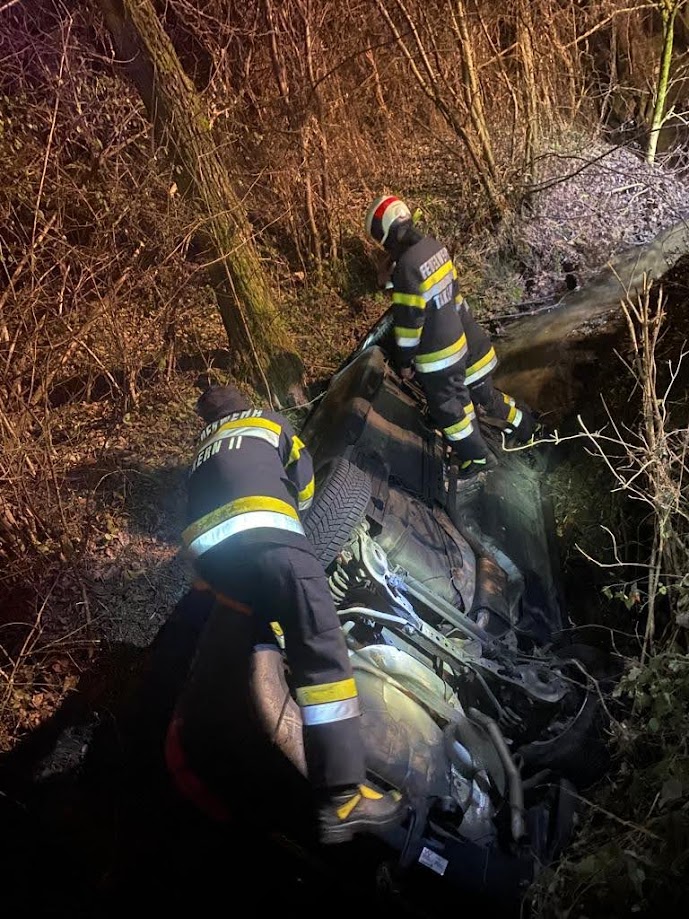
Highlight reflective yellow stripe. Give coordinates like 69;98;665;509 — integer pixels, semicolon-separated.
465;347;496;377
395;326;423;348
199;416;282;451
444;401;476;441
465;347;498;385
360;784;384;800
416;334;467;365
298;476;315;510
415;349;466;373
394;326;422;339
185;511;305;558
443;417;474;441
287;435;305;466
503;392;515;407
444;416;471;436
419;260;453;293
392;292;426;309
199;409;264;443
296;677;358;706
296;683;359;728
507;405;518;425
182;495;299;547
421;277;454;304
270;620;285;649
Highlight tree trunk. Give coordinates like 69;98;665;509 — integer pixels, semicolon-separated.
646;2;679;165
516;0;539;180
450;0;500;187
97;0;304;407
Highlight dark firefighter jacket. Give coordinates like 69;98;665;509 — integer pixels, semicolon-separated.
391;235;498;444
182;409;315;561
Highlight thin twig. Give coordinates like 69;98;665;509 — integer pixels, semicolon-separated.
30;18;72;287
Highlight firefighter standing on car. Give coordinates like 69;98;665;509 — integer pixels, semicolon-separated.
167;384;404;844
365;195;538;478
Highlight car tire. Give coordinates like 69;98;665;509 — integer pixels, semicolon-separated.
516;644;614;788
303;457;371;570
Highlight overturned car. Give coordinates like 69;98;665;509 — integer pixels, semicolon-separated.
144;319;612;911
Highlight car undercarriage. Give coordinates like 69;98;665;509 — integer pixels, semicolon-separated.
228;337;613;904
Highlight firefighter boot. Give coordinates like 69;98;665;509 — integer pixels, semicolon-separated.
505;408;544;448
319;784;405;845
456;451;498;480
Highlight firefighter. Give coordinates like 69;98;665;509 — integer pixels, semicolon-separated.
167;384;404;844
364;195;539;478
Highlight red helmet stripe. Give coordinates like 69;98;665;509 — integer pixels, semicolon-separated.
373;195;398;222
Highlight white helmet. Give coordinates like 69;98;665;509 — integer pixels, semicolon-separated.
364;195;412;246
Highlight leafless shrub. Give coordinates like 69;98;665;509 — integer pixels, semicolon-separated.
575;276;689;657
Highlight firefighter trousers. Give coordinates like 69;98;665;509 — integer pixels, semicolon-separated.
420;369;536;459
470;377;537;442
420;364;487;460
178;540;366;792
461;306;537;442
420;301;537;458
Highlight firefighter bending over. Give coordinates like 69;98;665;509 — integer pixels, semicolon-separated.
365;195;539;479
167;384;404;844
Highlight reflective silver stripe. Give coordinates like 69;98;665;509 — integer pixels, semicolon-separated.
396;335;421;348
201;425;279;452
186;511;305;558
415;345;467;374
465;352;498;385
423;277;453;302
299;496;313;512
444;421;474;441
299;696;361;726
